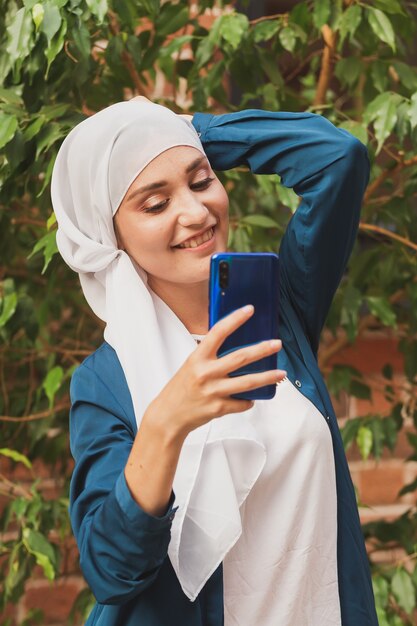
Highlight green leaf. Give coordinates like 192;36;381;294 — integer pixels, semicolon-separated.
364;92;390;122
372;575;389;607
370;418;384;459
0;88;23;106
365;93;399;154
258;48;283;87
139;0;160;19
367;8;396;52
382;363;393;379
276;184;299;213
391;568;416;615
156;4;189;38
72;20;90;60
6;8;34;64
392;62;417;91
374;97;397;153
408;93;417;130
45;19;67;72
37;152;57;198
22;529;56;581
366;296;397;327
357;425;373;460
0;112;18;150
290;1;310;30
195;36;215;69
86;0;108;23
159;35;194;58
350;380;371;400
39;103;70;120
24;116;44;141
399;476;417;496
371;0;405;15
0;448;32;469
252;19;280;43
35;122;66;158
219;13;249;50
233;226;251;252
279;26;296;52
337;5;362;44
32;3;44;30
0;291;17;328
371;60;389;93
334;57;362;88
403;340;417;381
341;418;361;451
338;121;368;146
27;230;58;274
313;0;330;30
42;366;64;408
40;2;61;44
46;212;56;230
240;214;279;228
340;284;362;342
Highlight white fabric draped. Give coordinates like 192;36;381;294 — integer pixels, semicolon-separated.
51;101;267;600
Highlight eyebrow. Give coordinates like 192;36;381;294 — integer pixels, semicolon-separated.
126;156;209;202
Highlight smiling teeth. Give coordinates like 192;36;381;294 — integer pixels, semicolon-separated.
178;227;214;249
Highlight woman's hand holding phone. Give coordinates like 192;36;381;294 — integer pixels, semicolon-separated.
146;305;286;441
126;305;285;517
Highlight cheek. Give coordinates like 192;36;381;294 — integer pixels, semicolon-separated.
210;181;229;216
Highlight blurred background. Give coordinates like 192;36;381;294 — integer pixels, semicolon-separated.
0;0;416;624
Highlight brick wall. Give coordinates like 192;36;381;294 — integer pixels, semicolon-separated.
326;331;415;571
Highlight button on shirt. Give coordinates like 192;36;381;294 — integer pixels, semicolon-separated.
223;378;341;626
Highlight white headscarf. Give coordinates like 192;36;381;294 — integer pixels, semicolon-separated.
51;100;266;601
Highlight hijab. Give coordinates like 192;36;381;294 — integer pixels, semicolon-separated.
51;100;267;600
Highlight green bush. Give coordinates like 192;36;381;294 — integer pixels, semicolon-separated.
1;0;416;623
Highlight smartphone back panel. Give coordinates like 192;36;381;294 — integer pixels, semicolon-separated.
209;252;279;400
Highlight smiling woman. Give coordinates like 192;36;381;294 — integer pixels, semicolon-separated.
113;145;229;335
51;99;378;626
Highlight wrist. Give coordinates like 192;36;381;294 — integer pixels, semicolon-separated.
142;400;189;449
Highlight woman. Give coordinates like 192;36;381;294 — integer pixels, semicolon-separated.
51;98;379;626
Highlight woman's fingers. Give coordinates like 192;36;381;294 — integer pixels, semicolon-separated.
217;368;287;397
216;338;282;375
201;305;255;357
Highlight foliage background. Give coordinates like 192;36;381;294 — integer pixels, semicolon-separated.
0;0;417;623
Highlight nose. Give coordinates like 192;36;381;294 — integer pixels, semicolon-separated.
177;189;210;227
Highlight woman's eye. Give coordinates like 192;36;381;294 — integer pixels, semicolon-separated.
191;176;214;190
144;200;168;213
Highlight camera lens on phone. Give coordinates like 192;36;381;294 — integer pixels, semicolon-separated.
219;261;229;289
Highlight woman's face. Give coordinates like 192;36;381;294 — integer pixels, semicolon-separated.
113;146;229;288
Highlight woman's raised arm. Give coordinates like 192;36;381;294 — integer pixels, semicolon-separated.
191;110;370;355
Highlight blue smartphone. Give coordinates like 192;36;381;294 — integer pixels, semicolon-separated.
208;252;280;401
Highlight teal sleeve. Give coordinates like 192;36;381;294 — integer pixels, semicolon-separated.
192;110;370;354
69;362;177;605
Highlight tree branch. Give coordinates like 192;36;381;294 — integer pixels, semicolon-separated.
249;13;287;25
283;49;322;84
314;25;337;107
107;10;146;95
364;154;417;204
0;401;70;423
359;222;417;253
319;288;406;369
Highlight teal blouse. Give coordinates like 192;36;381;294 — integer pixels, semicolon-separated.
69;109;379;625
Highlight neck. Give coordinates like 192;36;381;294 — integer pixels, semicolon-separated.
148;277;209;335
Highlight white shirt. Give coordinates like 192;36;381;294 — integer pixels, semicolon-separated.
222;378;341;626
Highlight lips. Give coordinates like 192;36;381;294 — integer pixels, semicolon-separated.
172;224;216;249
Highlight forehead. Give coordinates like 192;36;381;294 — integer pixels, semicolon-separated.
137;145;208;183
